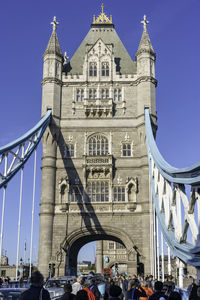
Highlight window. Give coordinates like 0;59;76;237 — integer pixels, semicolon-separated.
1;270;6;277
109;242;114;250
88;135;108;156
89;89;97;99
65;144;74;158
69;186;83;202
101;89;109;99
102;62;109;76
113;187;125;201
122;143;131;157
89;62;97;76
76;89;84;102
116;242;125;249
114;89;122;102
87;181;109;202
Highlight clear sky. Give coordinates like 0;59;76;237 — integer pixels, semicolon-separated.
0;0;200;267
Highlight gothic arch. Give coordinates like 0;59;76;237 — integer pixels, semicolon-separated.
58;225;143;276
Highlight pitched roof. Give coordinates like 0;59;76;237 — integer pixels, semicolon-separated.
44;30;63;58
65;24;136;75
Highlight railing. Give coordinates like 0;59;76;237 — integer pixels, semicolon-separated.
145;108;200;286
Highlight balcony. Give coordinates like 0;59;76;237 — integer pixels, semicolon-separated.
84;98;113;118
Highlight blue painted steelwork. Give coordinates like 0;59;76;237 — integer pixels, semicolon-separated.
145;108;200;267
0;110;51;189
145;108;200;185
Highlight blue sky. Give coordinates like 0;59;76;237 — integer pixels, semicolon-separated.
0;0;200;267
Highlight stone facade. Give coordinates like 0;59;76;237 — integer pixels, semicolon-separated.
38;9;157;278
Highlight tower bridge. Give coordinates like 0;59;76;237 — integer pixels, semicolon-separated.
0;5;200;289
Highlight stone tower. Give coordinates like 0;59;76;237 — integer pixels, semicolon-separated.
38;8;157;278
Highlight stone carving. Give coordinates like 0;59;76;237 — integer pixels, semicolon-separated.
59;176;69;204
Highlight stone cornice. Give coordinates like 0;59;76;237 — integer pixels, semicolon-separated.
135;48;156;58
41;77;62;86
134;76;157;87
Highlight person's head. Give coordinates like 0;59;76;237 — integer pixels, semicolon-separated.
154;281;163;292
30;271;44;287
168;291;181;300
148;275;153;281
140;281;148;288
128;279;140;291
83;280;91;289
64;283;72;293
76;290;89;300
89;271;95;276
109;285;122;298
110;279;115;286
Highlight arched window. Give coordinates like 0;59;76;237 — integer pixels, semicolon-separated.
89;62;97;77
102;62;109;76
87;181;109;202
88;134;108;156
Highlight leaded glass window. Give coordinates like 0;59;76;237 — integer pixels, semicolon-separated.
88;135;108;156
65;144;74;158
102;62;109;76
113;89;122;101
109;242;114;250
89;62;97;76
122;143;131;157
69;186;83;202
101;89;109;99
76;89;84;102
116;242;125;249
89;89;97;99
113;187;125;201
87;181;109;202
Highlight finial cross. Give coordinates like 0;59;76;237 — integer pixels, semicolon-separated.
51;16;59;31
141;15;149;31
101;3;104;13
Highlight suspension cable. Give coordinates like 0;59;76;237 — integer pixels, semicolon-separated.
29;149;37;277
16;145;24;279
0;154;8;273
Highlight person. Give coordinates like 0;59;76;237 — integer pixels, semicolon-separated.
59;283;75;300
109;285;122;300
125;279;146;300
189;282;200;300
149;281;167;300
163;275;175;297
72;276;83;296
76;290;89;300
87;275;101;300
19;270;50;300
168;291;181;300
139;281;153;300
82;280;96;300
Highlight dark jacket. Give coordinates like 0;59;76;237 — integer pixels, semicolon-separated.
59;292;75;300
126;287;146;300
19;286;50;300
90;284;101;300
149;291;167;300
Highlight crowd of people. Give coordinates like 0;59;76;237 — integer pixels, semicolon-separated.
19;270;200;300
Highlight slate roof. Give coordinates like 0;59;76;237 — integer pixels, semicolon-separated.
44;30;63;58
65;24;136;75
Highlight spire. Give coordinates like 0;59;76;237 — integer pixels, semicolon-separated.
44;16;63;58
136;15;155;57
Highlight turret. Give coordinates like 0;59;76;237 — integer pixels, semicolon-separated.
136;15;157;118
38;16;63;278
41;16;63;118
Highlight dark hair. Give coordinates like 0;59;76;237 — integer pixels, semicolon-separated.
154;281;163;291
168;291;181;300
64;283;72;293
30;271;44;287
76;290;89;300
109;285;122;297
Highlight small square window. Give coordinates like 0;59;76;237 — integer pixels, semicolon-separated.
65;144;74;158
122;144;131;157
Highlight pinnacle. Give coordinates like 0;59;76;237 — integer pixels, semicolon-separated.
43;28;63;58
